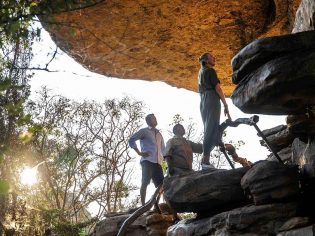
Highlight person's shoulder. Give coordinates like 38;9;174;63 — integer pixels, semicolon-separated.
207;67;216;73
141;127;150;131
166;137;175;143
172;136;186;143
134;127;148;133
203;67;216;75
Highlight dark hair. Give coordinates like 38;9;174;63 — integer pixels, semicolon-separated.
145;113;154;124
173;123;184;135
199;53;209;66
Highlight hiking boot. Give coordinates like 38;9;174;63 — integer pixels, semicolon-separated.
201;163;216;170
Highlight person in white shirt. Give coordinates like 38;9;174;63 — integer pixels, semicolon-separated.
129;114;165;205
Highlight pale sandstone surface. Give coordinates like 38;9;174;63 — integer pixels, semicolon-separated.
41;0;300;96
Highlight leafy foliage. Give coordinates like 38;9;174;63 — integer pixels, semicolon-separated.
0;1;35;234
0;2;131;234
8;88;146;234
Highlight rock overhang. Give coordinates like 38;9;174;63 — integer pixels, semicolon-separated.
40;0;301;96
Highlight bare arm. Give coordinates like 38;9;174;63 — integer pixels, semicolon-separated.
215;84;231;120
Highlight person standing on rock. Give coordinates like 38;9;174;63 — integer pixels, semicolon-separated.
128;113;165;206
198;52;231;169
164;124;203;175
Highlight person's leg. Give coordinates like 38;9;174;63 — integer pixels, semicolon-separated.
140;184;147;206
200;92;221;165
152;163;164;187
140;161;152;205
200;93;211;164
151;163;164;212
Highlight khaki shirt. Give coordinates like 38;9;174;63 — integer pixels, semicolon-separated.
164;135;202;170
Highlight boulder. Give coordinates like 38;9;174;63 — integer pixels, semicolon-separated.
277;225;315;236
230;30;315;115
231;30;315;84
287;114;315;136
167;202;299;236
91;213;145;236
293;0;315;33
90;210;173;236
267;146;292;164
292;137;315;178
163;167;250;214
278;217;313;232
261;124;287;137
260;126;294;152
241;161;299;205
277;217;315;236
146;213;174;236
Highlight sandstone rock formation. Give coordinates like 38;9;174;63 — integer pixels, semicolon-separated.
267;146;293;164
90;209;173;236
90;1;315;235
287;113;315;136
41;0;301;95
293;0;315;33
163;159;315;236
163;167;249;214
241;161;299;205
167;202;300;236
230;30;315;115
165;2;315;233
260;125;294;152
292;137;315;178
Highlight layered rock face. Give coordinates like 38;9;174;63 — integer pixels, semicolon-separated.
88;1;315;235
293;0;315;32
90;207;174;236
231;0;315;114
230;30;315;115
230;0;315;181
41;0;300;95
166;161;313;236
167;0;315;235
163;168;249;214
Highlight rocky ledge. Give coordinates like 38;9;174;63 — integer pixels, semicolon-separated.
40;0;301;95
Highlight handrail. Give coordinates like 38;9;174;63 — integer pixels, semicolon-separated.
117;183;164;236
219;115;284;165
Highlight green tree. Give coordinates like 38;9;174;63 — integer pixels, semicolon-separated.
0;1;115;234
18;88;146;234
0;4;35;234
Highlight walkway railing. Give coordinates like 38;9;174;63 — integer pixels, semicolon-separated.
117;183;164;236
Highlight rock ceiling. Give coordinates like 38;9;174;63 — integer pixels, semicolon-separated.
42;0;301;96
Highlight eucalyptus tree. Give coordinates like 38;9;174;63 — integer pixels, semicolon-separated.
0;1;109;234
20;88;145;234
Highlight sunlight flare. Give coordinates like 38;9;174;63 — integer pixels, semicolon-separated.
20;167;38;186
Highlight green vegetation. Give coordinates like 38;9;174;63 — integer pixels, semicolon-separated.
1;1;141;235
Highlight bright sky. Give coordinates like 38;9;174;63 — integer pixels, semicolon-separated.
30;27;285;162
30;27;285;209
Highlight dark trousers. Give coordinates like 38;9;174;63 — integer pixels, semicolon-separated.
141;161;164;187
